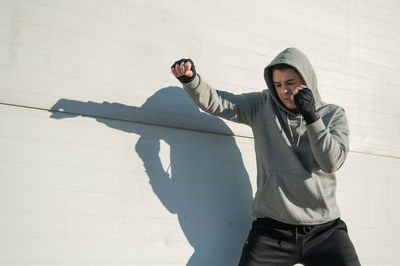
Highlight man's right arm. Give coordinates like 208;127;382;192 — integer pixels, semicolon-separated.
171;58;262;124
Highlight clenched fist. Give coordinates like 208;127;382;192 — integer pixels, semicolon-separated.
293;87;320;124
171;58;196;83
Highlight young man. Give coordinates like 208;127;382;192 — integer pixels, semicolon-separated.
171;48;361;266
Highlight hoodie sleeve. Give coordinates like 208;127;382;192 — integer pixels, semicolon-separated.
181;74;262;124
306;107;350;173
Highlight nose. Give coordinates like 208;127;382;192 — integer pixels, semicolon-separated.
283;85;291;94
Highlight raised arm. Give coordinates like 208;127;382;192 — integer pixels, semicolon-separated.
306;108;349;173
294;88;349;173
171;58;262;124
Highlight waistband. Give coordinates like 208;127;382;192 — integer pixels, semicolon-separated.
256;217;337;229
256;217;340;243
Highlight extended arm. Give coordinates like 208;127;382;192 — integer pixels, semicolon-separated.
171;58;261;124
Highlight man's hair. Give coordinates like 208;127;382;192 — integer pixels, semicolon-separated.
269;63;302;81
270;63;298;73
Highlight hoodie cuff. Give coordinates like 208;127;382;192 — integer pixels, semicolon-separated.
305;117;326;136
181;74;201;90
303;112;320;125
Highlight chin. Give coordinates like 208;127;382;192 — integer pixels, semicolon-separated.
285;104;296;110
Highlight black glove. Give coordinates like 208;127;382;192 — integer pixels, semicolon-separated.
171;58;196;83
293;88;320;124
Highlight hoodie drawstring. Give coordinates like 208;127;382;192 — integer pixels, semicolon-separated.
287;113;303;148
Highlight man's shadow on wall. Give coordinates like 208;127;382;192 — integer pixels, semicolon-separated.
49;86;253;265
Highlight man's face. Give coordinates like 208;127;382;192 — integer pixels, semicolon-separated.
272;68;305;110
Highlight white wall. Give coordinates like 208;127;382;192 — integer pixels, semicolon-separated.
0;0;399;265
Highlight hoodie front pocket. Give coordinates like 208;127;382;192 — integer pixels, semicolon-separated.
259;169;328;219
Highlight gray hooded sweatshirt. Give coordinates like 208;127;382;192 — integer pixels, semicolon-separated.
181;47;349;225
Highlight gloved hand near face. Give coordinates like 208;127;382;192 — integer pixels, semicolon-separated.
293;87;320;124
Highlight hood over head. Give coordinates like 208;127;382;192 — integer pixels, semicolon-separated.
264;47;321;114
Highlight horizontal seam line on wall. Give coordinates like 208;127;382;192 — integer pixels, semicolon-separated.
1;102;399;160
0;102;252;139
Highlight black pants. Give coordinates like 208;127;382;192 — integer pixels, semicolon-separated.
238;218;361;266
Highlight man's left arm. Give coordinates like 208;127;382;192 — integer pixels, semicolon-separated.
306;109;349;173
294;88;349;173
